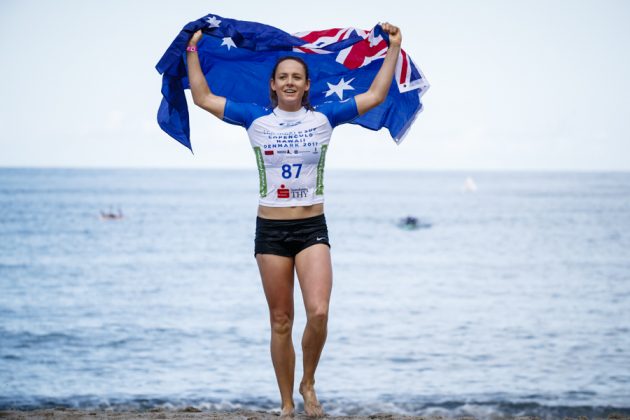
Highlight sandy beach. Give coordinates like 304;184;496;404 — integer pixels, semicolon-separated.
0;407;525;420
1;408;629;420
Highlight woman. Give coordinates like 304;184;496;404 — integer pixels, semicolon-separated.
186;23;402;417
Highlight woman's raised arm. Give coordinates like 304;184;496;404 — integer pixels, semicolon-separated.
354;22;402;116
186;30;227;120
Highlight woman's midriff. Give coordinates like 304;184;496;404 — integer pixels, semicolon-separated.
257;203;324;220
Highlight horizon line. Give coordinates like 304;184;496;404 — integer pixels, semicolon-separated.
1;165;629;174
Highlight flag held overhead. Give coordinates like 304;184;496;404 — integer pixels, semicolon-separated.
156;14;429;152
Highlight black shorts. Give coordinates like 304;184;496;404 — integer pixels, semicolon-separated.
254;214;331;258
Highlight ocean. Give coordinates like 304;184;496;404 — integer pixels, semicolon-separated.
1;168;629;419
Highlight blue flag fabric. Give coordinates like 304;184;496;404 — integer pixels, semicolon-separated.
156;14;429;152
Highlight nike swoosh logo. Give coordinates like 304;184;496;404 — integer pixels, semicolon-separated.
316;237;327;241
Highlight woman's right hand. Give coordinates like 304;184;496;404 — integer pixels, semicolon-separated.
189;30;203;47
186;28;226;120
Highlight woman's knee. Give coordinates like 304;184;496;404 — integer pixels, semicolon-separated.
307;306;328;327
270;310;294;335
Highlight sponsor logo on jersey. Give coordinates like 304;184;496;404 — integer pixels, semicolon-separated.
278;121;303;127
276;185;308;199
277;184;290;199
291;188;309;198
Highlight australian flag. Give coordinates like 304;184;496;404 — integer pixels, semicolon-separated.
156;14;430;152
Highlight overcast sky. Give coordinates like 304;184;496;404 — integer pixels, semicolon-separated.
1;0;629;171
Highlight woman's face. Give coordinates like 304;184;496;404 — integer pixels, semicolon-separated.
271;59;310;111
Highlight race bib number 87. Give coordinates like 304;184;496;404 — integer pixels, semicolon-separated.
281;163;302;179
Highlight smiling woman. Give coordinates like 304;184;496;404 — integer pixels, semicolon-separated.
270;57;313;111
185;23;402;418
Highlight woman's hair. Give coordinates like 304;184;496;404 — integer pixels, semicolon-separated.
269;56;314;110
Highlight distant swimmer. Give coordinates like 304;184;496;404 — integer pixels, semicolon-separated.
99;207;123;220
403;216;418;229
397;216;431;230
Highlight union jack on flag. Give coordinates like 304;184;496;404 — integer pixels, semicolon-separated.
156;14;429;152
293;27;424;94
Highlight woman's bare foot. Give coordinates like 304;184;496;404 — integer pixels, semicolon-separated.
299;381;324;417
280;404;295;418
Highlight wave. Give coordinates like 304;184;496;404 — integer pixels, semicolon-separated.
1;395;629;419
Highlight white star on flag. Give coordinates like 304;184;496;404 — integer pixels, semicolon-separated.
221;37;237;50
325;77;355;100
206;16;221;28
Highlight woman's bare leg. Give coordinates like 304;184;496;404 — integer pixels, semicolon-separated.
256;253;296;417
295;244;332;417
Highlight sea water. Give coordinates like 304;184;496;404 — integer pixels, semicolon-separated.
1;168;629;418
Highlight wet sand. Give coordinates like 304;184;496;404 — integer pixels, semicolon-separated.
1;408;628;420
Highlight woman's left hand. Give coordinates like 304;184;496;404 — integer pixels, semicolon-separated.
380;22;401;47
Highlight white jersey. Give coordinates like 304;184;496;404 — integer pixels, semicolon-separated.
223;98;358;207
